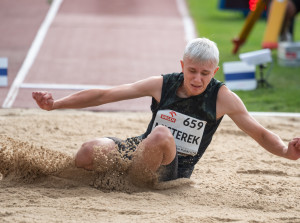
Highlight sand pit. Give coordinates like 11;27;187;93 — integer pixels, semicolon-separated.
0;108;299;222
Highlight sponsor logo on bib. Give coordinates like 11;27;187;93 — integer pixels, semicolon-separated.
160;111;177;123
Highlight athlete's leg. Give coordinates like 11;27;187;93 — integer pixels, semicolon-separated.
75;125;176;184
129;125;176;176
75;138;116;170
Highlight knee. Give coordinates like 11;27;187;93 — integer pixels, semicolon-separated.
75;138;116;170
152;125;174;146
75;141;95;169
151;125;176;164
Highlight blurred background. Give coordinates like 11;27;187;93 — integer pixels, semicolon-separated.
0;0;299;112
188;0;300;112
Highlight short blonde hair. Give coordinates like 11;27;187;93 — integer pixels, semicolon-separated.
183;38;219;67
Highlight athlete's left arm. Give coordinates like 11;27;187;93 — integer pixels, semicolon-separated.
216;86;300;160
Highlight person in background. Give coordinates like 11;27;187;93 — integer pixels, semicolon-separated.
280;0;300;41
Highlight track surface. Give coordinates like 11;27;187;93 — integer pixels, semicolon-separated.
0;0;191;111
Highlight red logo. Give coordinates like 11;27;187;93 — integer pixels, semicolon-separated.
169;111;177;117
286;52;297;59
160;111;177;123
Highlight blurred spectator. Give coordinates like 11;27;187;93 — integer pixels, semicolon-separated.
280;0;300;41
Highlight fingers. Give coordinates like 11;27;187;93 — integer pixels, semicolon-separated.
32;91;54;110
32;91;45;101
43;92;53;105
294;138;300;148
290;138;300;149
32;91;52;104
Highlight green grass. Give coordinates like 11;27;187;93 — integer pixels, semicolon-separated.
187;0;300;112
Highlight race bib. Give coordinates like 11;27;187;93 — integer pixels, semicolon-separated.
152;110;206;156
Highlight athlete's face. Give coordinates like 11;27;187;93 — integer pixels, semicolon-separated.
180;57;219;97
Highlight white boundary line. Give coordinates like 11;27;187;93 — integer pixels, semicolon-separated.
2;0;63;108
20;83;300;117
176;0;197;42
21;83;112;90
249;112;300;117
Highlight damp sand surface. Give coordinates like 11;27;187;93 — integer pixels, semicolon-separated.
0;109;300;223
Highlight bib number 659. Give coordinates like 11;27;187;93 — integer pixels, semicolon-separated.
183;118;204;130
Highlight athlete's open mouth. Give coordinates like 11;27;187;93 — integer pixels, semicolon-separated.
191;84;202;89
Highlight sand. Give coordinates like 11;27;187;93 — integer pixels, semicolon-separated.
0;108;299;223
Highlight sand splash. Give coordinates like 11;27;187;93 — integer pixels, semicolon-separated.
90;143;159;193
0;135;74;182
0;135;191;192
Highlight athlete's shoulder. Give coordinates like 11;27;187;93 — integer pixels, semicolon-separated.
162;72;183;80
217;85;238;102
217;85;247;117
210;78;224;88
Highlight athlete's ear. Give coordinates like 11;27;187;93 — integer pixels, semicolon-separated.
213;66;219;76
180;60;184;72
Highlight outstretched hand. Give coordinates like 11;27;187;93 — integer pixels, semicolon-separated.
286;137;300;160
32;91;54;111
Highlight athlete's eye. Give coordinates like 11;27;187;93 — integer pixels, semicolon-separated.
201;71;210;76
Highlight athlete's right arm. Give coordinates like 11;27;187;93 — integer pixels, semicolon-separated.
32;76;163;111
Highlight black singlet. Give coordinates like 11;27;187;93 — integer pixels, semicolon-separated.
141;72;224;176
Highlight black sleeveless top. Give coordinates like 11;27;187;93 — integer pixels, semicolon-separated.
142;72;224;170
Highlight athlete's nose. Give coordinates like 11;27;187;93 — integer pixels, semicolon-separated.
193;73;202;84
